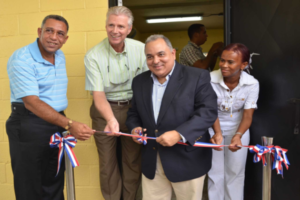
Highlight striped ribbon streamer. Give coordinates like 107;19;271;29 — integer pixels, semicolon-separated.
271;146;290;177
249;144;271;166
49;132;79;176
249;144;290;177
137;130;147;145
96;131;290;177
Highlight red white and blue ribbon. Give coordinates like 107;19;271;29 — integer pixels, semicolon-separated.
96;131;290;177
249;144;271;166
49;132;79;176
96;131;232;148
270;146;290;177
246;144;290;177
137;130;147;145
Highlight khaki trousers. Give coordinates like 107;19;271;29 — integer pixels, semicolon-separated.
142;154;204;200
90;102;141;200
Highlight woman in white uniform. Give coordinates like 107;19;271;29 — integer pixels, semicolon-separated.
207;43;259;200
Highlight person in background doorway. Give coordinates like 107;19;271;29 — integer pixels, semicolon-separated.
84;6;148;200
180;24;223;71
208;43;259;200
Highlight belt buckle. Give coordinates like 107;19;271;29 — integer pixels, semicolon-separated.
118;100;129;106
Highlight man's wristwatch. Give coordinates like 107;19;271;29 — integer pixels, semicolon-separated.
65;120;73;130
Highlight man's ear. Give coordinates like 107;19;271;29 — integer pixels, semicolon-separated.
172;48;176;60
127;25;133;36
38;28;42;38
63;35;69;44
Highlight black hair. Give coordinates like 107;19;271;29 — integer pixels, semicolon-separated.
41;15;69;32
187;24;204;40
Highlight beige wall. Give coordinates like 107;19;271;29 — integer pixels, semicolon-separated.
0;0;108;199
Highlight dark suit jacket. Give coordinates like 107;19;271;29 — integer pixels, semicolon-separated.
126;61;218;182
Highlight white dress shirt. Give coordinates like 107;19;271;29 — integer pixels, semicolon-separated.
210;69;259;135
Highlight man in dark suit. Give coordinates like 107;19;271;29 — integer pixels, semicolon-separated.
126;34;218;200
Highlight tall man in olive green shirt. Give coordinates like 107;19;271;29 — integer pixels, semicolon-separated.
84;6;147;200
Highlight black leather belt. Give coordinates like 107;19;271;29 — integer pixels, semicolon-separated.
11;102;64;115
108;100;131;106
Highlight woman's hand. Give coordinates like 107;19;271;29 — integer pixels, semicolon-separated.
229;134;242;152
210;133;223;151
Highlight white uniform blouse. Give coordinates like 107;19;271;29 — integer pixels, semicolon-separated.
210;69;259;135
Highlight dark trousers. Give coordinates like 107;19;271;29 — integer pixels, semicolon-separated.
6;103;65;200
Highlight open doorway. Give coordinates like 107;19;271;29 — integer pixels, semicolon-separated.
124;0;224;70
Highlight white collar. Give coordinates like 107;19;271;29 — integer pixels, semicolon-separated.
210;69;258;88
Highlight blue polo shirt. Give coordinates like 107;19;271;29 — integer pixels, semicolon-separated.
7;39;68;112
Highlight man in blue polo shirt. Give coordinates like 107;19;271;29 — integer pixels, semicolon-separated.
6;15;94;200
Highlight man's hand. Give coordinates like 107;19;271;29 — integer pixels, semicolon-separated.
229;134;242;152
131;127;147;144
156;130;181;147
210;132;223;151
69;121;95;141
22;95;95;141
104;118;119;136
211;42;224;53
210;42;224;57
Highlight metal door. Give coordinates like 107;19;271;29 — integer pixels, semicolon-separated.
229;0;300;199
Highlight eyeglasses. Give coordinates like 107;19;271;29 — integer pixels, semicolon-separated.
107;41;141;85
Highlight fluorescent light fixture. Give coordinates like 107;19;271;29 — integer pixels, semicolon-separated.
147;16;202;24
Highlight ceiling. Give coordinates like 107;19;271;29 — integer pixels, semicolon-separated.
123;0;224;33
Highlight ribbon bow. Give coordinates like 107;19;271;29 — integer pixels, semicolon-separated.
137;130;147;145
249;144;271;166
270;146;290;177
49;132;79;176
245;52;260;73
249;144;290;177
246;53;260;69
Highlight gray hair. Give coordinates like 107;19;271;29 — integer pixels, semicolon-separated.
106;6;134;26
145;34;173;51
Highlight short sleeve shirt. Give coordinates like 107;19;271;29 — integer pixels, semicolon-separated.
7;39;68;112
210;69;259;133
85;38;148;101
179;41;206;67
